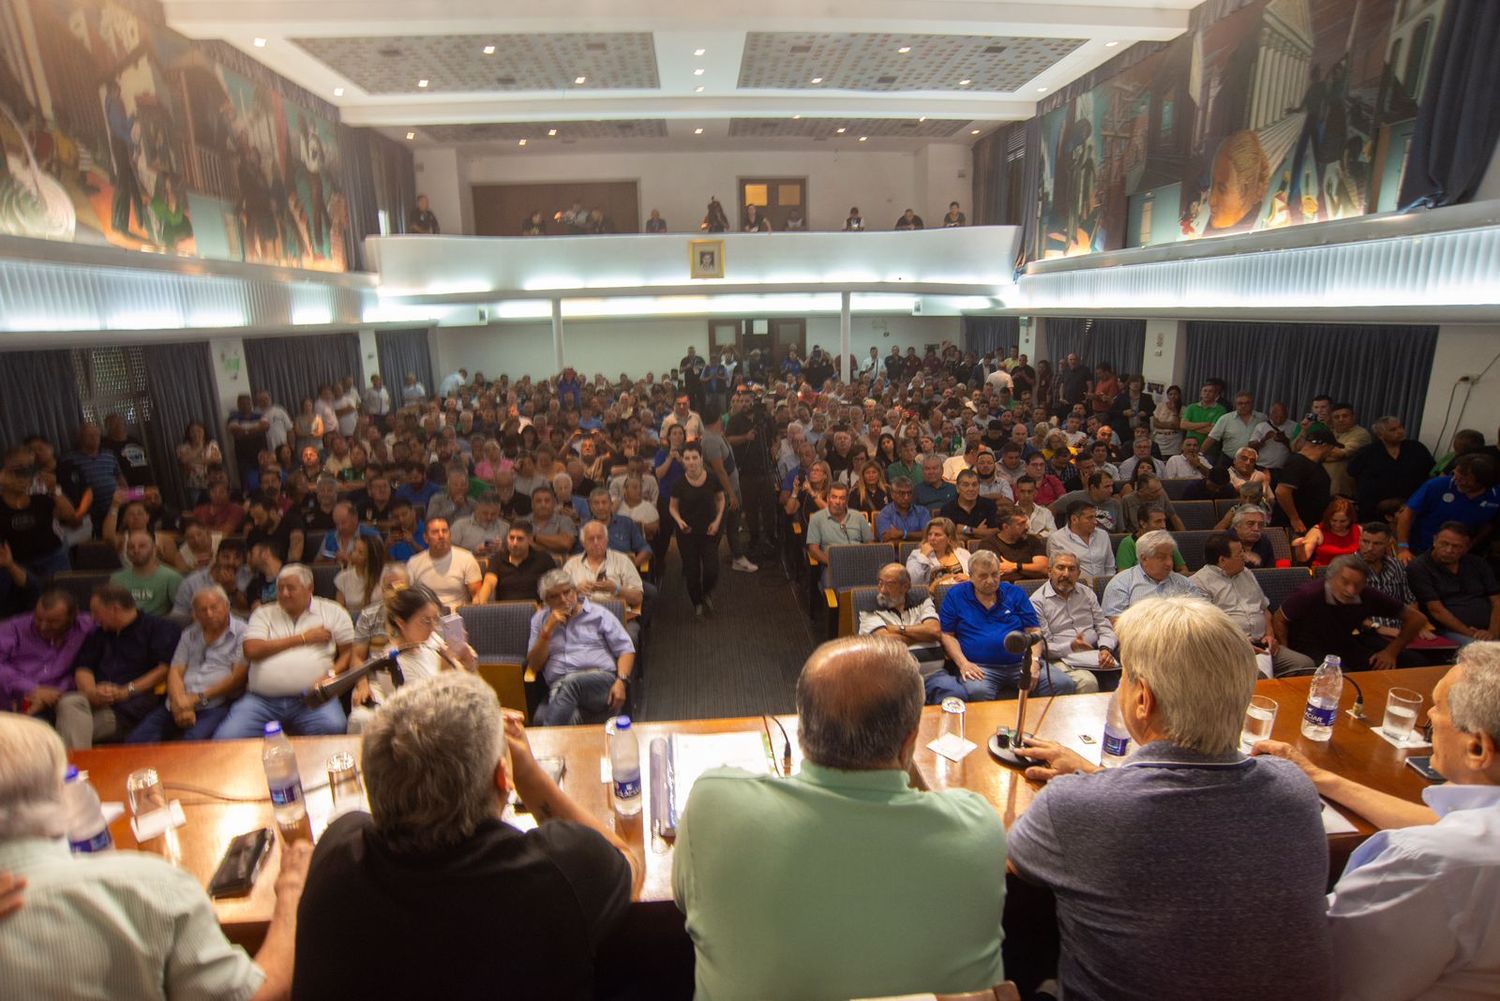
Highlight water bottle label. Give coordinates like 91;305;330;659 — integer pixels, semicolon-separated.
269;782;303;807
69;829;113;853
1303;703;1337;727
1103;733;1130;757
613;775;641;800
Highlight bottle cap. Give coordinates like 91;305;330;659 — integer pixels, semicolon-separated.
65;765;80;782
264;722;283;737
615;716;632;730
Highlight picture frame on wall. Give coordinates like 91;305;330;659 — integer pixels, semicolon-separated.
689;239;725;279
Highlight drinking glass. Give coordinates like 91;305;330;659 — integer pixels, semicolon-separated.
126;767;168;821
325;752;365;813
1381;688;1423;742
1240;695;1277;750
940;697;966;745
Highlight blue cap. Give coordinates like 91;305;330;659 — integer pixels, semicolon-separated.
264;722;283;736
615;716;632;730
65;765;80;781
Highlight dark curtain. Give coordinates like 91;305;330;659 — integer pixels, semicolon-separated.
141;342;222;506
377;329;435;399
0;350;83;449
1185;322;1437;434
963;317;1020;357
1015;116;1043;272
1042;319;1147;376
339;125;417;268
1398;0;1500;209
243;333;361;413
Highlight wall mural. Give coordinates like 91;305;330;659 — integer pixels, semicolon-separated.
1034;0;1447;259
0;0;350;270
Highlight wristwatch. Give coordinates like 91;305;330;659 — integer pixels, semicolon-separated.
196;693;210;710
125;682;136;696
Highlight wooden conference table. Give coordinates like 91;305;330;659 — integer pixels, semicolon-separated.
70;666;1445;952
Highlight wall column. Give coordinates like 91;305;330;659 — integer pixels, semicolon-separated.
839;292;852;383
551;299;566;371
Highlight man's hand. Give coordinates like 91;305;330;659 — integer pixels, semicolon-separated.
0;871;25;921
172;707;197;730
502;708;542;782
1370;647;1400;671
1397;548;1414;566
956;659;984;682
274;840;313;900
25;686;61;713
1474;629;1497;642
350;677;373;707
301;626;333;646
1020;738;1100;783
707;519;721;536
1251;739;1333;786
1070;634;1092;653
608;678;628;712
727;493;741;511
168;688;196;715
1097;648;1117;670
0;542;14;570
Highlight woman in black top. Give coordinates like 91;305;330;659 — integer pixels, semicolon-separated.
0;447;74;577
669;444;725;619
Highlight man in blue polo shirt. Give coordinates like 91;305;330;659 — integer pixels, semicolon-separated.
938;550;1076;701
877;477;931;541
1397;453;1500;559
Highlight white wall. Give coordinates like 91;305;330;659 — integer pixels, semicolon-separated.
413;147;465;235
912;145;973;223
1418;324;1500;450
432;314;962;382
1140;319;1186;394
462;148;963;233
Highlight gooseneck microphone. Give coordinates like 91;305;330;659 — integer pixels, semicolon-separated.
304;644;416;708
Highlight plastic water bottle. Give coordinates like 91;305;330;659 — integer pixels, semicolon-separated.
1300;655;1344;742
609;716;642;817
262;722;312;843
63;766;113;853
1101;690;1131;766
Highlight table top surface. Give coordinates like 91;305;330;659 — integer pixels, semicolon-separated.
70;665;1446;938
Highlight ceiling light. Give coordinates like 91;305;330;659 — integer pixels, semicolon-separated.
694;85;704;93
897;46;911;54
1036;86;1048;93
918;116;926;123
810;76;823;84
792;114;801;120
1104;40;1119;48
547;128;558;136
959;78;972;86
252;37;266;47
971;129;982;135
333;87;344;97
835;126;846;133
405;132;415;140
417;79;428;88
574;75;587;84
693;68;704;76
858;136;868;142
694;48;706;56
519;139;529;147
483;45;496;54
694;127;704;135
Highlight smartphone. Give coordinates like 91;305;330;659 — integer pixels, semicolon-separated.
121;486;147;502
440;612;466;650
208;828;272;898
1405;756;1445;783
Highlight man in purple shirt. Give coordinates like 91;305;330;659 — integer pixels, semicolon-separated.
0;589;92;718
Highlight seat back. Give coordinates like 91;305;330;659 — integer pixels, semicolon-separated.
1265;526;1293;563
1212;498;1241;520
311;563;340;600
897;541;921;565
1172;531;1219;572
459;601;537;662
1013;578;1046;597
1252;567;1313;612
69;541;120;571
591;596;629;629
1161;478;1199;499
1092;574;1114;601
826;543;899;593
843;584;931;636
45;571;114;610
1174;500;1218;530
932;580;957;612
1312;564;1329;579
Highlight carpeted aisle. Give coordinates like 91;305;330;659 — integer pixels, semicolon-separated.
633;541;818;722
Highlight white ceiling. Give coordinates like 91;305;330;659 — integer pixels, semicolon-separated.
162;0;1199;153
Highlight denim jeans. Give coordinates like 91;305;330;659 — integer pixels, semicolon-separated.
127;703;232;742
214;693;346;739
535;670;618;726
923;671;970;705
961;661;1078;702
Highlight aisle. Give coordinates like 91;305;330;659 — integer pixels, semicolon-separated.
634;541;819;722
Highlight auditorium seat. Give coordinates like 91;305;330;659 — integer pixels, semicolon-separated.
1173;531;1217;571
311;564;340;601
45;571;113;610
826;542;900;636
1173;500;1218;530
842;584;931;636
1251;567;1313;611
69;541;120;570
897;541;921;565
1161;478;1199;499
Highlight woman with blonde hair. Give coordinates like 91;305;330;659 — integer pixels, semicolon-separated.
906;516;972;586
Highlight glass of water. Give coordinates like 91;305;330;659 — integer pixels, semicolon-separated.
126;767;168;821
940;697;966;744
1240;695;1278;750
325;752;365;814
1381;688;1423;742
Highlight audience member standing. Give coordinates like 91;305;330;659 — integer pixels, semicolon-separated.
669;444;725;619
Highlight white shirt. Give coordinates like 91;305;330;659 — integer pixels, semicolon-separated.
1164;453;1212;479
1251;419;1299;469
362;385;391;416
616;497;660;527
985;369;1013;393
1207;410;1267;454
245;596;355;696
1328;784;1500;1000
450;515;509;555
1023;504;1054;539
439;372;465;397
336;390;360;436
858;597;943;674
563;550;643;603
263;405;294;450
1047;526;1114;579
406;546;482;609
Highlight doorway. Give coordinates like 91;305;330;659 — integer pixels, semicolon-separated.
738;178;807;231
707;318;806;370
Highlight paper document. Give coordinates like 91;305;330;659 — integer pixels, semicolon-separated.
669;731;772;829
1320;799;1359;835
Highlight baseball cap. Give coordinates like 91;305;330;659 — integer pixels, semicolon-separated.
1302;428;1336;446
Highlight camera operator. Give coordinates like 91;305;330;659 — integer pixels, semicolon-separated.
727;385;777;564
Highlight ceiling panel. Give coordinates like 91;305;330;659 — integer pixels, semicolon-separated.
421;120;669;144
737;31;1084;92
290;32;659;94
728;117;971;139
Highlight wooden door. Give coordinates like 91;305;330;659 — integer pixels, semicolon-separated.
738;177;807;231
708;320;740;357
771;318;806;364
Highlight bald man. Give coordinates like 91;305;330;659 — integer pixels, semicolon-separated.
672;635;1008;1000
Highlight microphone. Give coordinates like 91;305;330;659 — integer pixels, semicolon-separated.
304;644;416;708
1003;631;1042;655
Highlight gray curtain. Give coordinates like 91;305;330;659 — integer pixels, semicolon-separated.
377;329;435;400
141;342;223;507
243;333;361;414
963;317;1019;358
1043;319;1147;376
1185;322;1437;434
0;350;83;450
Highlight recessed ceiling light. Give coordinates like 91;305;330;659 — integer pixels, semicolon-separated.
574;75;587;84
694;48;706;56
693;68;704;76
332;87;344;97
547;128;558;136
694;127;703;135
1104;40;1119;48
252;37;266;47
482;45;496;55
1036;86;1048;93
792;114;801;120
897;46;911;54
694;85;704;93
810;76;823;84
858;136;868;142
417;79;428;88
918;116;927;123
405;132;415;140
959;78;972;86
518;139;527;146
835;126;846;133
971;129;982;135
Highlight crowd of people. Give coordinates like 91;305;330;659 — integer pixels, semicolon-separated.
0;336;1498;998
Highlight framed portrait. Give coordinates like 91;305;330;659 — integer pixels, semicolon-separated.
689;239;725;279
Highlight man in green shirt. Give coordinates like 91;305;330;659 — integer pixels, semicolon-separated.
885;436;923;489
109;529;183;617
673;634;1008;1000
1180;383;1227;447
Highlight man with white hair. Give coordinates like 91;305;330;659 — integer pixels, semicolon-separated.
1011;597;1334;1000
1256;643;1500;999
673;635;1008;999
563;521;645;645
0;713;311;998
292;673;637;997
215;563;355;738
940;550;1077;700
1101;530;1195;621
127;585;248;742
527;569;635;726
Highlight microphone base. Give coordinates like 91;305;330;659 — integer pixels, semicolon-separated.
989;729;1041;768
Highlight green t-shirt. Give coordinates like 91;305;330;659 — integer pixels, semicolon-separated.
885;460;923;488
110;565;184;617
1182;403;1227;445
1115;536;1187;572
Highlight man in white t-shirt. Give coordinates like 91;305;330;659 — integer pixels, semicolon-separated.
984;367;1013;394
1250;402;1299;470
335;376;360;436
406;517;482;609
255;390;294;452
362;374;391;418
215;564;355;737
